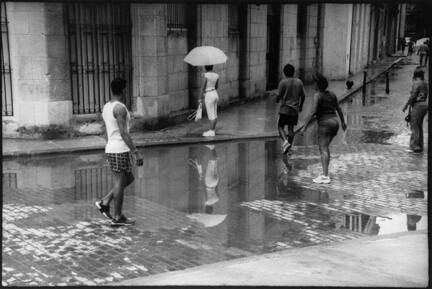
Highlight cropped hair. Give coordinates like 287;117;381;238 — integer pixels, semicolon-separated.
205;65;214;71
111;78;126;95
315;74;329;92
283;64;295;77
413;69;424;80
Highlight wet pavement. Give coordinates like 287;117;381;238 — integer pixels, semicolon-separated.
2;57;428;286
2;57;404;157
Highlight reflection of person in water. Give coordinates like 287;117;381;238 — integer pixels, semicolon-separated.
407;215;422;231
187;145;226;227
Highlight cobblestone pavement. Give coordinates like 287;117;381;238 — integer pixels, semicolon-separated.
2;60;428;286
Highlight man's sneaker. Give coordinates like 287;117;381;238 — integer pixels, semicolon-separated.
203;130;215;137
313;175;331;184
282;141;291;154
95;201;112;219
110;215;136;226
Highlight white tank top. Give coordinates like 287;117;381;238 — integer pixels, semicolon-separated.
102;101;131;153
204;72;219;92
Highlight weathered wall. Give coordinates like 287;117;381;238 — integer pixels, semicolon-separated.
322;4;352;80
279;4;299;79
6;2;71;127
131;4;169;119
239;5;267;99
227;28;240;102
167;29;189;112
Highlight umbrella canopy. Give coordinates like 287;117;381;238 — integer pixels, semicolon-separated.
184;46;228;66
415;37;429;47
186;213;227;228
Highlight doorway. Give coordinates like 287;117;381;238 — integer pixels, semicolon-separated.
266;4;281;90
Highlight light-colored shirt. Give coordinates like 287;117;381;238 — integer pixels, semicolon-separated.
277;77;306;115
102;101;131;153
204;72;219;91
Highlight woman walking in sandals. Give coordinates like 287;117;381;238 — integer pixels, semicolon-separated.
301;75;347;184
200;65;219;137
184;46;227;137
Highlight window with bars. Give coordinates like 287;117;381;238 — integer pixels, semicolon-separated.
3;173;17;190
66;3;132;114
167;3;187;29
228;4;240;34
1;2;13;116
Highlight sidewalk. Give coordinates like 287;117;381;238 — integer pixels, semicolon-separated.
3;57;404;157
115;231;428;286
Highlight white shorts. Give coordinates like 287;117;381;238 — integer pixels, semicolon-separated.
204;90;219;121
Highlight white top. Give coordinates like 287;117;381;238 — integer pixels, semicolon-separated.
204;72;219;92
102;101;131;153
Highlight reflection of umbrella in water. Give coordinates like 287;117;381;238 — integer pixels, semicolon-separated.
184;46;228;66
187;213;227;228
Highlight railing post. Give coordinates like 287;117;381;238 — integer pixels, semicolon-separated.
362;70;367;94
385;71;390;94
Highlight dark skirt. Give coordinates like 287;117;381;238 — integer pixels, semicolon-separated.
318;115;339;138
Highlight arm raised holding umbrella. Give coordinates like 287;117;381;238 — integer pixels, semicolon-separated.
184;46;227;137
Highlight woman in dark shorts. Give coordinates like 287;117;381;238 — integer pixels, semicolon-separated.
302;75;347;184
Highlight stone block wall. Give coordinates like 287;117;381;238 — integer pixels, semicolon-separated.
131;4;170;118
227;31;240;102
240;5;267;99
280;4;299;79
322;4;352;79
302;4;320;82
167;30;189;112
5;2;72;127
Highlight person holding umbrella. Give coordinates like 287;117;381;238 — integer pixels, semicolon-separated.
184;46;228;137
199;65;219;136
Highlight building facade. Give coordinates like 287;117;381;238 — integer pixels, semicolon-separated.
1;2;405;135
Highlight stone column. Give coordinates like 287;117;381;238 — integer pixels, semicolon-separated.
131;4;169;118
322;4;353;79
279;4;299;78
239;5;267;100
7;2;72;127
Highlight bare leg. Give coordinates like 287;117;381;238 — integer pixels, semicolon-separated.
287;124;295;144
278;125;288;143
318;134;333;176
111;171;126;220
210;118;217;131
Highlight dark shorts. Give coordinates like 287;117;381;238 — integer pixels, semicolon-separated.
278;112;298;126
318;116;339;138
106;152;133;173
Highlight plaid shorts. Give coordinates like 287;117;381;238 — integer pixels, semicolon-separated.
106;152;133;173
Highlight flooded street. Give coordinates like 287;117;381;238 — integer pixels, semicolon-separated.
2;62;428;286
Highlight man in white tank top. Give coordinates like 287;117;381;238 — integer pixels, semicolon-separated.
95;78;143;226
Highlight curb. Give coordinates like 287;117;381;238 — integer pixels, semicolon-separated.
112;229;426;286
2;57;405;158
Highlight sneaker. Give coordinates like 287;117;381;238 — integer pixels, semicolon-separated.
313;175;331;184
110;215;136;226
203;130;215;137
282;141;291;154
95;201;112;219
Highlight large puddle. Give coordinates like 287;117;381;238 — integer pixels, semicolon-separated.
2;137;427;285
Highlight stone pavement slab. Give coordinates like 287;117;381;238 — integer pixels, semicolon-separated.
115;231;428;286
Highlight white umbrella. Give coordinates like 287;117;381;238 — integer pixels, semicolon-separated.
415;37;429;47
186;213;227;228
184;46;228;66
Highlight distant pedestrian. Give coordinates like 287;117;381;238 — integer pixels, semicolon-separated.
301;75;347;184
96;77;143;226
401;38;406;55
403;69;428;153
417;41;429;67
276;64;306;154
200;65;219;137
408;40;414;56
